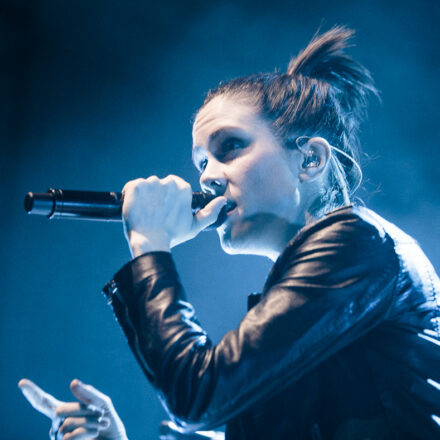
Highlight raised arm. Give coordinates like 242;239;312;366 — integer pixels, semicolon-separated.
104;210;399;432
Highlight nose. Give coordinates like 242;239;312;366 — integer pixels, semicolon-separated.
200;159;227;196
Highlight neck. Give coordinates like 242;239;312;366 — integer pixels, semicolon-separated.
267;206;325;261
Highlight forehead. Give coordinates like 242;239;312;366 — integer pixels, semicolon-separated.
192;95;260;147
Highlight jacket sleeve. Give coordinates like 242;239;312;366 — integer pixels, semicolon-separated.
102;211;399;432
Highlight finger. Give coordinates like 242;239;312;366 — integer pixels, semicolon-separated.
162;176;192;204
145;175;160;183
193;196;227;232
162;174;190;190
18;378;61;418
54;402;104;419
122;177;164;216
122;178;146;195
63;426;99;440
161;174;179;186
70;379;110;409
59;416;110;435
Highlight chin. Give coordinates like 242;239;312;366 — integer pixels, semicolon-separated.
217;213;298;259
217;221;268;257
217;222;247;255
217;227;240;255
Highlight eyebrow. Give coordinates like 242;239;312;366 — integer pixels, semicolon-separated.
192;126;247;168
208;127;237;144
193;126;244;151
192;126;241;168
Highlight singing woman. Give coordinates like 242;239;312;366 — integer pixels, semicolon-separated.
20;26;440;440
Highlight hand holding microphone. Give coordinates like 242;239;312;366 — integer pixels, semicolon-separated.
122;175;227;256
24;176;231;254
25;181;230;232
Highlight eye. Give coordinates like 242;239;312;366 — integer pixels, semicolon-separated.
213;135;247;164
215;137;246;162
222;137;244;152
194;134;248;174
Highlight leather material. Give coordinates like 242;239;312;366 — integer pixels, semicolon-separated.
103;206;440;439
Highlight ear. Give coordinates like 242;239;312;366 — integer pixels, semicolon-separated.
298;137;331;182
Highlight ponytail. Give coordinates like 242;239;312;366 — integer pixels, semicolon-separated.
201;26;379;215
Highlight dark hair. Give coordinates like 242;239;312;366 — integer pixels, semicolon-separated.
201;26;379;216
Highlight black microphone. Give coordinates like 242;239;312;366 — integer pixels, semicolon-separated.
24;189;227;231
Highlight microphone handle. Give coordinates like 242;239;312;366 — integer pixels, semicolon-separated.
24;189;225;230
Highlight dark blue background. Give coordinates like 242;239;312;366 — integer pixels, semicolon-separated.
2;1;439;438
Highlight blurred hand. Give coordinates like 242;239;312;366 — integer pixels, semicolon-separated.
122;175;226;257
18;378;128;440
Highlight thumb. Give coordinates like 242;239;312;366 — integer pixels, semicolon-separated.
70;379;110;409
18;378;61;419
193;196;227;233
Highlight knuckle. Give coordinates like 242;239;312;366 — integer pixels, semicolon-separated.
162;175;177;188
146;175;159;183
176;176;189;187
175;177;192;193
122;178;142;191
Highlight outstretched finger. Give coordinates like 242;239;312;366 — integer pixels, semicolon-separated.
18;378;61;419
70;379;110;409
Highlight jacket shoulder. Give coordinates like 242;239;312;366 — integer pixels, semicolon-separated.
263;205;398;292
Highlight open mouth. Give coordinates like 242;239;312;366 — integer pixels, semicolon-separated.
204;200;237;231
225;200;237;214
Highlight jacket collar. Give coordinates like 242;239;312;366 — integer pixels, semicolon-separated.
262;204;354;294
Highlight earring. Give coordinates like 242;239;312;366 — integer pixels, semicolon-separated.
303;151;320;168
295;136;320;168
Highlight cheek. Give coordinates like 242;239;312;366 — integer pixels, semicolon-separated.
243;154;298;210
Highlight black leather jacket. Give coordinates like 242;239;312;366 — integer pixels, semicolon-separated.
103;205;440;439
